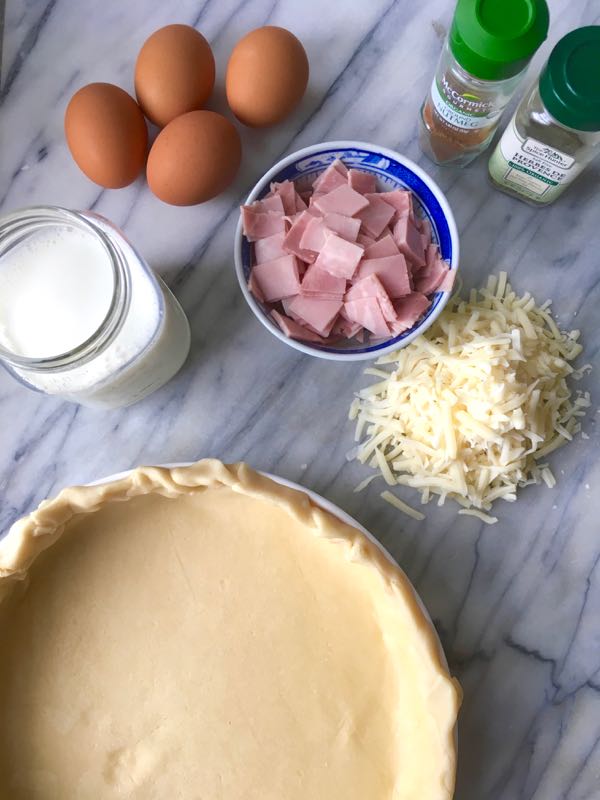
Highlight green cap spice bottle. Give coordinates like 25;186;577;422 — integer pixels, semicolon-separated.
489;26;600;205
418;0;550;167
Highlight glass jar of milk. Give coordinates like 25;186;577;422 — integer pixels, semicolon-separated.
0;207;191;409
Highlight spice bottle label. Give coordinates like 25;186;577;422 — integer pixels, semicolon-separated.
430;76;502;130
489;118;583;202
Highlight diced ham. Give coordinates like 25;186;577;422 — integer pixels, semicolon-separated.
299;216;328;252
331;158;349;176
364;234;399;259
439;268;456;293
415;257;449;294
271;310;325;343
393;292;431;327
248;270;265;303
283;211;317;262
313;162;347;194
357;233;376;248
348;169;377;194
301;262;346;298
313;184;370;217
356;254;411;298
242;206;286;241
332;316;363;339
253;193;285;215
356;194;396;238
313;233;364;280
245;159;450;347
393;216;426;267
288;295;343;337
323;212;361;242
254;232;287;264
251;255;301;302
344;297;390;337
270;181;297;215
380;189;413;220
426;243;439;270
345;274;396;323
295;192;308;211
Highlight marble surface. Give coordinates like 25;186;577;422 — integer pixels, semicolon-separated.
1;1;599;797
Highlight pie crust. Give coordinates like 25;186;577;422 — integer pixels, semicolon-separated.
0;460;461;799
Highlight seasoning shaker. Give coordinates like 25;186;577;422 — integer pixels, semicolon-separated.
418;0;549;168
489;26;600;205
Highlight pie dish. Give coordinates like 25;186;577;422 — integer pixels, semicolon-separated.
0;460;461;799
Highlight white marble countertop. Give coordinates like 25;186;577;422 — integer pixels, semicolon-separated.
1;1;599;797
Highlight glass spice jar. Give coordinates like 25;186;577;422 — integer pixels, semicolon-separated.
489;26;600;205
418;0;550;168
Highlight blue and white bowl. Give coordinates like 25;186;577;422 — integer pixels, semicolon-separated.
234;141;460;361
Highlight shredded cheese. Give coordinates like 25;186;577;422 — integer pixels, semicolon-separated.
350;273;591;524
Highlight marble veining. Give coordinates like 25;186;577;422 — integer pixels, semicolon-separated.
1;1;599;798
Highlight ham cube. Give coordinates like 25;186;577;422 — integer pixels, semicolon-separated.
415;257;450;294
271;310;325;343
248;270;265;303
288;295;342;337
301;262;346;297
313;233;364;280
356;254;411;298
393;216;426;267
426;243;440;270
332;316;363;339
313;162;347;194
323;212;361;242
270;181;297;215
346;274;396;323
251;255;300;302
393;292;430;327
438;269;456;293
344;297;390;337
254;232;287;264
299;216;329;252
380;189;413;220
357;233;376;248
364;234;399;259
356;194;396;238
295;192;308;211
348;169;377;194
283;211;317;262
242;206;286;241
253;194;285;215
313;184;370;217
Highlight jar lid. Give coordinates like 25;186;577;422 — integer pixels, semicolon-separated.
539;26;600;132
450;0;549;81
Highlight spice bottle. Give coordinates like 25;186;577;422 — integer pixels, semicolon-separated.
418;0;549;167
489;27;600;205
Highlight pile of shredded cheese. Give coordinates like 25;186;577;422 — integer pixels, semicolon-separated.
349;272;591;524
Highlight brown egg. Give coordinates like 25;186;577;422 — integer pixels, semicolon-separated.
147;110;242;205
135;24;215;127
64;83;148;189
226;26;309;127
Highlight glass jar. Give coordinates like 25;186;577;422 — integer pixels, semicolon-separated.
0;207;191;409
418;0;549;167
489;26;600;205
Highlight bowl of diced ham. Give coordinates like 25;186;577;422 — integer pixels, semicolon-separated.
234;141;459;360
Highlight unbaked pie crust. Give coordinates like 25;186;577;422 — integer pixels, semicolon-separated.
0;460;460;799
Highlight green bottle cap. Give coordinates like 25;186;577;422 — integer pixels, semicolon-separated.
450;0;550;81
539;27;600;132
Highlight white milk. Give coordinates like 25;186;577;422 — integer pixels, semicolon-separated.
0;210;191;409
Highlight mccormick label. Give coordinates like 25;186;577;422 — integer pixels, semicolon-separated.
430;75;501;131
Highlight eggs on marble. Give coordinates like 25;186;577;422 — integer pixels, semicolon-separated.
64;83;148;189
135;24;215;127
64;24;308;204
226;26;309;127
147;111;242;205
